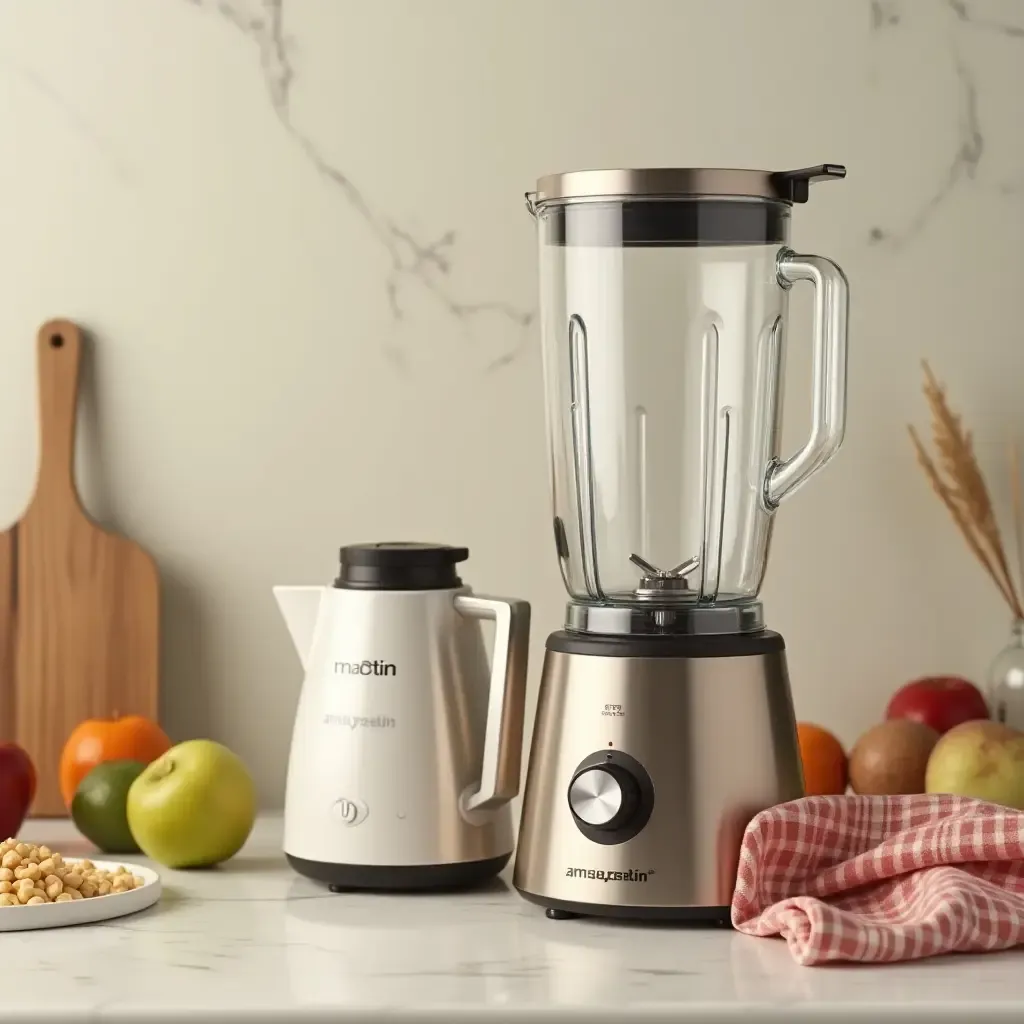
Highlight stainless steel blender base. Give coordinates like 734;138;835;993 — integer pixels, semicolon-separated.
513;630;804;922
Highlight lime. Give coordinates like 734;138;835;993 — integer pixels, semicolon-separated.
71;759;147;854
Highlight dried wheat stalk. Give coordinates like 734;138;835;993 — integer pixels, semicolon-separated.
909;361;1024;620
1011;440;1024;607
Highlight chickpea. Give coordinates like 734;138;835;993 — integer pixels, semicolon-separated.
0;840;147;903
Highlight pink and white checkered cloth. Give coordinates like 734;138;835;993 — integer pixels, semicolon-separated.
731;794;1024;966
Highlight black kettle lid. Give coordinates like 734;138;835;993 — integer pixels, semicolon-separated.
335;542;469;591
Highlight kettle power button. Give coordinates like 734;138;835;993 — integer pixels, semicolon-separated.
332;797;369;827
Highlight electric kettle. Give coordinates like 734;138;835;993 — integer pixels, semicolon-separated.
274;542;531;891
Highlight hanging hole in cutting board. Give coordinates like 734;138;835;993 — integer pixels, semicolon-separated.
50;334;64;348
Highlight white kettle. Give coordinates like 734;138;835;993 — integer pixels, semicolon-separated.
274;542;531;891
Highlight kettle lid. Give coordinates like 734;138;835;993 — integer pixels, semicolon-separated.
335;542;469;591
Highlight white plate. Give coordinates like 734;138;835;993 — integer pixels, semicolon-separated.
0;858;161;932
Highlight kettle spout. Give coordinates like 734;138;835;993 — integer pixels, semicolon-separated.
272;585;326;671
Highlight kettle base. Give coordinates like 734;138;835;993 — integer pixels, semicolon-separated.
286;851;511;892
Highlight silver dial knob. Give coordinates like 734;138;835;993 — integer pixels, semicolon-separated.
569;767;625;827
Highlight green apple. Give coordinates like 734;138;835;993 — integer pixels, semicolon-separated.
126;739;256;868
924;720;1024;809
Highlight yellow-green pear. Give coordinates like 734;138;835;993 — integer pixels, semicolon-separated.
924;721;1024;809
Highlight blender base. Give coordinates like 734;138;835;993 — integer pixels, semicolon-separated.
512;626;803;925
518;890;732;927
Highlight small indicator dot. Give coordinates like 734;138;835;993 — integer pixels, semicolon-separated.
607;741;613;747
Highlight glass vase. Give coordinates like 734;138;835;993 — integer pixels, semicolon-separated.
988;619;1024;729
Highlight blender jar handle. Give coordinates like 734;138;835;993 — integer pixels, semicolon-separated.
454;594;532;819
764;249;850;510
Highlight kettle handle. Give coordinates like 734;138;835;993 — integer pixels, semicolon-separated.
454;594;531;818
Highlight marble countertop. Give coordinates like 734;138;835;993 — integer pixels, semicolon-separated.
5;815;1023;1022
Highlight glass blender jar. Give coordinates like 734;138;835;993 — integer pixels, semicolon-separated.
533;165;849;636
513;165;850;923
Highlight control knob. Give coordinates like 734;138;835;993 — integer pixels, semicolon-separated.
568;764;641;831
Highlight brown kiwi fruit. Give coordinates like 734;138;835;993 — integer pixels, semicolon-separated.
849;719;941;795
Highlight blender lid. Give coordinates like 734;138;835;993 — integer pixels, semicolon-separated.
528;164;846;209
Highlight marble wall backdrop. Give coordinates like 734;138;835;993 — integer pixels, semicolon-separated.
0;0;1021;804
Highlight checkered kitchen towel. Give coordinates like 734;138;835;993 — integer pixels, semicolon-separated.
731;794;1024;966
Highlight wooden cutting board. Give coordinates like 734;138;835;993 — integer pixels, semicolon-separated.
0;320;160;816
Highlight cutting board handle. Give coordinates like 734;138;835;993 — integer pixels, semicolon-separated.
34;319;83;505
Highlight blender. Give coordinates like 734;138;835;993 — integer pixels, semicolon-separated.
513;165;850;923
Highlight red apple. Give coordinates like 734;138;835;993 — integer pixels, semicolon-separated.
886;676;990;735
0;743;36;839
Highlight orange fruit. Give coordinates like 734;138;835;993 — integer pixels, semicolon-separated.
59;715;172;809
796;722;848;796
